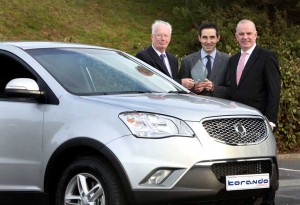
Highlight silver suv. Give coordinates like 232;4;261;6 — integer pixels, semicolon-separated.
0;42;278;205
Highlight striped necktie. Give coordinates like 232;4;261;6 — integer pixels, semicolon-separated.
160;54;166;66
206;55;211;78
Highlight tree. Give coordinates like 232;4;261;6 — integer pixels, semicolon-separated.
172;0;300;152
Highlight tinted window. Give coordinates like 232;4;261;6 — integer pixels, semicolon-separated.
27;48;180;95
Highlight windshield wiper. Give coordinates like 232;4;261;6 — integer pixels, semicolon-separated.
168;90;191;94
111;91;155;94
80;91;154;95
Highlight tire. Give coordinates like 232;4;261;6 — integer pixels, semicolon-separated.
55;157;126;205
249;191;276;205
261;191;275;205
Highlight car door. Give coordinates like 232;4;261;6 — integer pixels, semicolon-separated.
0;52;44;191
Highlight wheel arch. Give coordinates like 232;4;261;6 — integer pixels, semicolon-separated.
44;137;135;204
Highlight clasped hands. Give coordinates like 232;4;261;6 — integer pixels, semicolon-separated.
181;78;214;93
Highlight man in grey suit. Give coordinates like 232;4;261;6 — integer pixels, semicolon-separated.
178;23;230;98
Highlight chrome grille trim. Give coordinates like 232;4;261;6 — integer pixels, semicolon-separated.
196;158;274;184
211;159;273;184
202;116;267;145
195;158;272;166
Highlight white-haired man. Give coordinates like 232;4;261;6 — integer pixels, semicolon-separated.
136;20;184;84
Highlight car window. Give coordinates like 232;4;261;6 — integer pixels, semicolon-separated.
0;53;37;99
27;48;180;95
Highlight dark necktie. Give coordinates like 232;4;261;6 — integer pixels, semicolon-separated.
160;54;166;66
206;55;211;78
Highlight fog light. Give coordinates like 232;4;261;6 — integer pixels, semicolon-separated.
146;169;172;185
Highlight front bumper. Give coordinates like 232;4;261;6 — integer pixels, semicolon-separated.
132;157;279;204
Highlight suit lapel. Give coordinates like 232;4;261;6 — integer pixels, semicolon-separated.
210;51;221;80
188;51;202;79
191;51;202;74
166;52;177;77
148;47;171;77
194;51;202;65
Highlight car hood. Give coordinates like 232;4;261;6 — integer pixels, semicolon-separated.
82;93;261;121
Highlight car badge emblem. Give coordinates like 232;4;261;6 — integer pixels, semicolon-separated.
234;123;247;137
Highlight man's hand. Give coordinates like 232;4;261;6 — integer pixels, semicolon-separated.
204;79;214;92
181;78;195;90
269;122;276;131
194;82;206;93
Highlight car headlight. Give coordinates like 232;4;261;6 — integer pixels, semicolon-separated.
119;112;194;138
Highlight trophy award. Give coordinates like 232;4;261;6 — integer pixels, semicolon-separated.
191;60;208;82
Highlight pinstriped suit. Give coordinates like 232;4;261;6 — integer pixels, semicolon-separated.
179;50;230;98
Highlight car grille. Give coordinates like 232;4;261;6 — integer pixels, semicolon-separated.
202;117;267;145
211;160;272;184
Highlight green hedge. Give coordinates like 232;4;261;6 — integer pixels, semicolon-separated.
172;1;300;152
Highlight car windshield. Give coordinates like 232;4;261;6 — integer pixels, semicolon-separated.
26;48;183;95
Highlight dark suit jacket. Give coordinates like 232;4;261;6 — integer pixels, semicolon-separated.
136;46;180;83
178;50;230;98
228;45;281;124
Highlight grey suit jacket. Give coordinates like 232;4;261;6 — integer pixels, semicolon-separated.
179;50;230;98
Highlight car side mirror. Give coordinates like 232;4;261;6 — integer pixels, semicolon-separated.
5;78;43;99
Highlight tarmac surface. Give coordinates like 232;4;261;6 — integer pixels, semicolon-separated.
276;153;300;205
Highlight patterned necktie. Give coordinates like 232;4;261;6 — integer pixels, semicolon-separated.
160;54;166;66
160;53;172;77
206;55;211;78
236;52;247;84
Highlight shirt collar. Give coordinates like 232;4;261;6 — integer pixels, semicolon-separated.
241;43;256;55
152;46;165;56
201;49;216;60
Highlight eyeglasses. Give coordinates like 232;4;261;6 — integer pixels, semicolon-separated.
154;34;170;39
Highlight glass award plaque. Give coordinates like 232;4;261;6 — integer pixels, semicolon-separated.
191;60;208;82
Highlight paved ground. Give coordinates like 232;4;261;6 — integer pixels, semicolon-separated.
276;152;300;205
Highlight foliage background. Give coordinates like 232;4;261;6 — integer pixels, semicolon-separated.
0;0;299;152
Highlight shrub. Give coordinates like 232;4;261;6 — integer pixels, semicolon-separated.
172;1;300;152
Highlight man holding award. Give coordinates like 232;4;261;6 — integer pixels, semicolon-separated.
178;23;230;98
